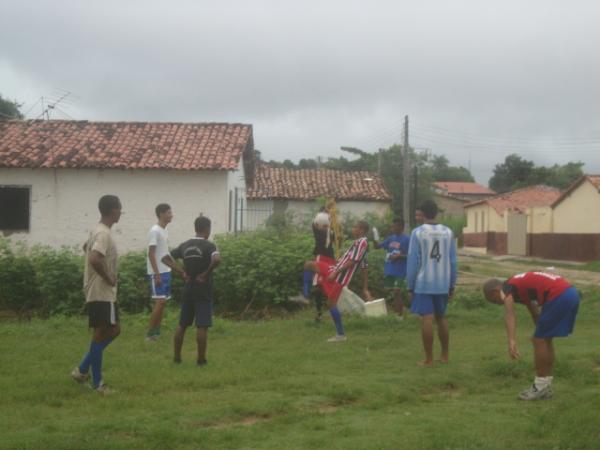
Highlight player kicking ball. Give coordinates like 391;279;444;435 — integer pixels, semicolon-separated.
483;272;580;400
303;220;370;342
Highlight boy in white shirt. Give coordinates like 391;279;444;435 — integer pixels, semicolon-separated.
146;203;176;341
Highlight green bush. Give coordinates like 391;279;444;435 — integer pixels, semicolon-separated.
0;239;39;313
212;228;313;312
0;225;490;318
29;245;85;317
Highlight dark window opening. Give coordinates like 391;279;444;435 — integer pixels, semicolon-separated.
0;186;31;231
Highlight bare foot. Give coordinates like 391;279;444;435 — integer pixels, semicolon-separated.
418;360;434;367
437;358;449;364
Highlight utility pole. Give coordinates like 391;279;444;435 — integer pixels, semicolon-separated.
403;115;411;229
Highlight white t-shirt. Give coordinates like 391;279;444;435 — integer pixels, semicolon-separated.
146;224;171;275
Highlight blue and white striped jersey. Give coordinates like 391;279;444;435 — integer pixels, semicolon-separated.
406;224;457;294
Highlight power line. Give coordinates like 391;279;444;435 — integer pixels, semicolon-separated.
411;121;600;145
410;132;600;154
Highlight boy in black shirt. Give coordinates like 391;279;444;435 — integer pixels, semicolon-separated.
163;216;220;365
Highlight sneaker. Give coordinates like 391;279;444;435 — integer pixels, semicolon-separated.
94;383;114;395
327;335;347;343
288;294;310;305
518;384;553;401
145;335;158;342
71;367;90;384
197;359;208;366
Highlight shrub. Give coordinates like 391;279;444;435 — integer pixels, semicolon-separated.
212;228;313;312
0;239;39;313
29;244;85;317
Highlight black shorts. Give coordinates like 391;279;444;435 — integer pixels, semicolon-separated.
86;301;119;328
179;298;213;328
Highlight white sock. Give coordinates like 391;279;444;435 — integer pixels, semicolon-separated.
534;376;553;390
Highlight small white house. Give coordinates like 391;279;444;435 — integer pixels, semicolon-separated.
246;163;391;227
0;120;254;251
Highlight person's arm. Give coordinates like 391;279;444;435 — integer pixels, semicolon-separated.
196;251;221;283
526;302;540;326
160;254;186;278
406;231;419;301
503;295;520;359
327;258;355;281
89;250;116;287
148;245;162;286
449;232;458;298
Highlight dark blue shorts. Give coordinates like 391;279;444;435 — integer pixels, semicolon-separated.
179;299;213;328
410;293;449;317
534;287;580;338
148;272;172;299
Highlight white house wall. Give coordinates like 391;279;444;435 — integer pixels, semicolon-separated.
0;168;230;252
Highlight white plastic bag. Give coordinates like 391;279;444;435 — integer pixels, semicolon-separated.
337;287;366;315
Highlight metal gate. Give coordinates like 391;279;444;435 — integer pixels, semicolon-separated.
229;187;273;233
507;212;527;256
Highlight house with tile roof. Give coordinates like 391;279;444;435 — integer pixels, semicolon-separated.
246;163;391;228
536;175;600;261
433;181;496;218
0;120;254;250
433;181;496;200
462;185;561;256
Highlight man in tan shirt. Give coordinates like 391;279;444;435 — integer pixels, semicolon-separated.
71;195;122;394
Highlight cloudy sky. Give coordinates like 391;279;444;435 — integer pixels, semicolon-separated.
1;0;599;183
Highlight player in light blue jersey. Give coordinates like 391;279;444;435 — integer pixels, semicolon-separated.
407;200;457;366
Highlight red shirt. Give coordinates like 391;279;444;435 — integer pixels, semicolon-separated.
503;272;571;306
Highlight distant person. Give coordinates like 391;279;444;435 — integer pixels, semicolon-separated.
166;216;220;365
303;220;370;342
309;208;335;321
374;217;410;318
414;208;425;226
71;195;122;394
483;272;580;400
407;200;457;366
146;203;175;341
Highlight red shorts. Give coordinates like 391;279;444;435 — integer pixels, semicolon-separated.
315;256;343;302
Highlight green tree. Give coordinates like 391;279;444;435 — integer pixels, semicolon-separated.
489;154;535;193
0;94;23;120
428;155;474;182
489;154;584;193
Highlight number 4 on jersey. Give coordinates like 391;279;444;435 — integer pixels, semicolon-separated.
430;240;441;262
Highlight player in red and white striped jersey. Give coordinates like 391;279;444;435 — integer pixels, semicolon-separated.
303;220;370;342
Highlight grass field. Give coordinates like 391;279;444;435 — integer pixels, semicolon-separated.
1;283;600;449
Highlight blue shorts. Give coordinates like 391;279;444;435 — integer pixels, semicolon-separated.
534;287;580;338
148;272;172;300
410;293;449;317
180;299;213;328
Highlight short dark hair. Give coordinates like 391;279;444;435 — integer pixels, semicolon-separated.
356;220;369;234
98;195;121;216
195;215;211;233
483;278;504;300
392;217;405;228
155;203;171;217
419;200;438;219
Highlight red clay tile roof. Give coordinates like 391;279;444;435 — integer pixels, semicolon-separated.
0;120;252;170
434;181;496;196
552;175;600;207
466;185;561;214
247;164;391;201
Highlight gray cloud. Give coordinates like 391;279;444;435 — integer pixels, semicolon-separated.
2;0;600;183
